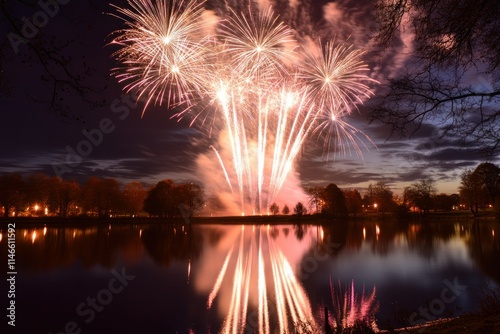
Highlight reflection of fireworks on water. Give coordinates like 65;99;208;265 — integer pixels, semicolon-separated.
110;0;377;214
323;278;379;331
207;225;317;333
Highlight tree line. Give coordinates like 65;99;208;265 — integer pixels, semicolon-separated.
0;173;205;218
272;162;499;218
1;162;498;219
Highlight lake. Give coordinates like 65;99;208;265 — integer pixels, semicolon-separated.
2;219;499;333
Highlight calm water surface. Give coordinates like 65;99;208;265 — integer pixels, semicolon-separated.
2;219;499;333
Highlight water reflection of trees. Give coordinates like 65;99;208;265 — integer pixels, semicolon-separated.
7;221;499;284
11;225;144;271
293;224;307;241
320;219;500;284
402;221;457;258
467;222;500;283
307;220;479;260
140;224;205;266
7;223;212;271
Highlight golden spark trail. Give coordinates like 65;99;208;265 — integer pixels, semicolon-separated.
207;246;233;309
258;229;270;334
209;145;234;193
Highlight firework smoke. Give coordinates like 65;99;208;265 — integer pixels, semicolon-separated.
110;0;377;214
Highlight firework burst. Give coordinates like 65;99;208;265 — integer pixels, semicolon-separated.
110;0;377;214
110;0;210;109
218;6;297;83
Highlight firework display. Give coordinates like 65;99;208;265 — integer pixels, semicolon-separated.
110;0;376;214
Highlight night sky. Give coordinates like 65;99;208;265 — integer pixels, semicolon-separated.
1;0;497;196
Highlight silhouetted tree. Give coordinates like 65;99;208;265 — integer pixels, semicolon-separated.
293;202;307;217
473;162;500;204
306;186;324;214
24;173;50;212
61;179;81;217
406;178;437;214
269;202;279;215
367;182;395;213
122;181;147;217
143;180;175;218
176;183;205;218
432;193;457;212
282;204;290;215
459;169;483;215
1;1;106;119
321;183;348;218
47;178;81;217
459;162;500;215
82;177;123;217
0;173;25;217
372;0;500;155
343;188;362;216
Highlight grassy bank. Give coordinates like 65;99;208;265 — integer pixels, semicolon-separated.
390;312;500;333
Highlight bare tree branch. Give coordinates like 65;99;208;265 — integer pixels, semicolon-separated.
371;0;500;156
0;0;106;122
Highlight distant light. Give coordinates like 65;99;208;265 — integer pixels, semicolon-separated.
34;205;39;211
31;231;37;244
43;227;47;236
493;229;495;237
44;207;48;215
362;227;366;240
376;225;380;235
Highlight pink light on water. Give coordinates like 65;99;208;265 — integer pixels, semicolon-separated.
324;278;379;332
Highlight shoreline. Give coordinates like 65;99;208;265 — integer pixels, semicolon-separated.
384;311;500;333
0;211;497;227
